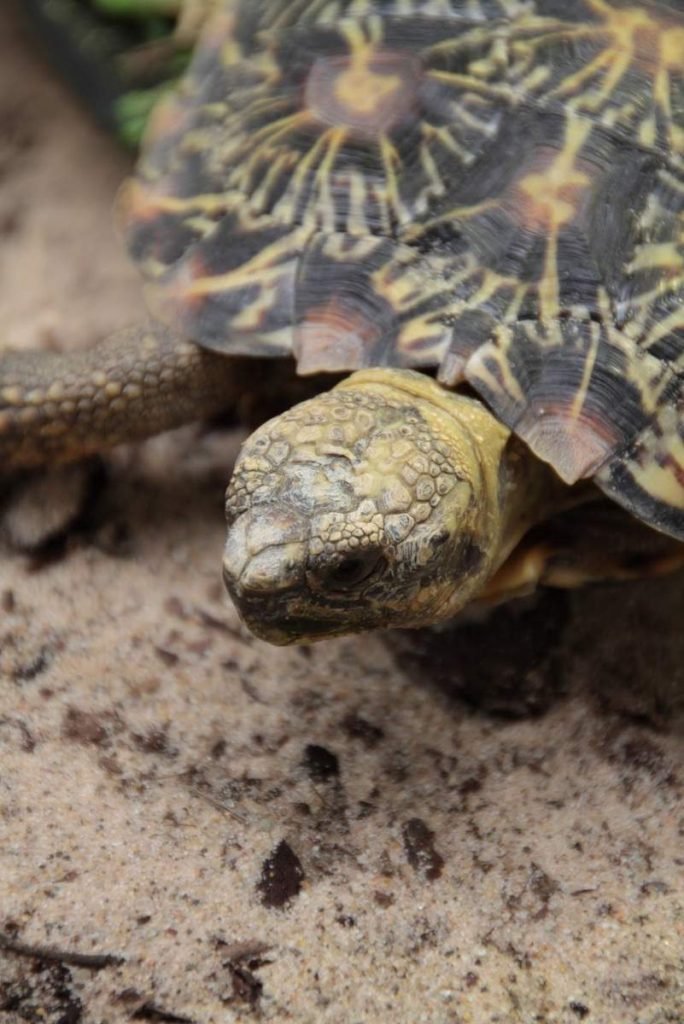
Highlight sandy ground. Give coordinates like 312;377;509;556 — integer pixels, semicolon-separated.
1;5;683;1022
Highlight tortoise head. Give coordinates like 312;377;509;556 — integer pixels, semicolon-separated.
222;369;512;644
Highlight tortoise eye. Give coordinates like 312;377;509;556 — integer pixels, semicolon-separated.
314;552;382;591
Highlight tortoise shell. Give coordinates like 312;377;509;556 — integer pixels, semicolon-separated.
120;0;684;540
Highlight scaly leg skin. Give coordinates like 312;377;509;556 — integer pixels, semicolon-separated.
0;325;238;472
479;500;684;607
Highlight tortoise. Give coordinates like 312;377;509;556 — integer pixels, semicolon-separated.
2;0;683;645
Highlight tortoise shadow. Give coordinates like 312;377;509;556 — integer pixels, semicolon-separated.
389;574;684;734
4;445;684;734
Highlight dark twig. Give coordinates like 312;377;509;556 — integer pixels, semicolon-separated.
0;932;124;969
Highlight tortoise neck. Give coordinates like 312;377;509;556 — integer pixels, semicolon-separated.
336;368;569;620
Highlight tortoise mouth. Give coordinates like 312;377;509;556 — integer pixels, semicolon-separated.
223;556;383;645
233;606;352;646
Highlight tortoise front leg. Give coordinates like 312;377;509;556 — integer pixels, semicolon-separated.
0;325;237;471
479;500;684;607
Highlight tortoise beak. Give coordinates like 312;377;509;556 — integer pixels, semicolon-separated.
223;506;309;597
223;507;359;645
